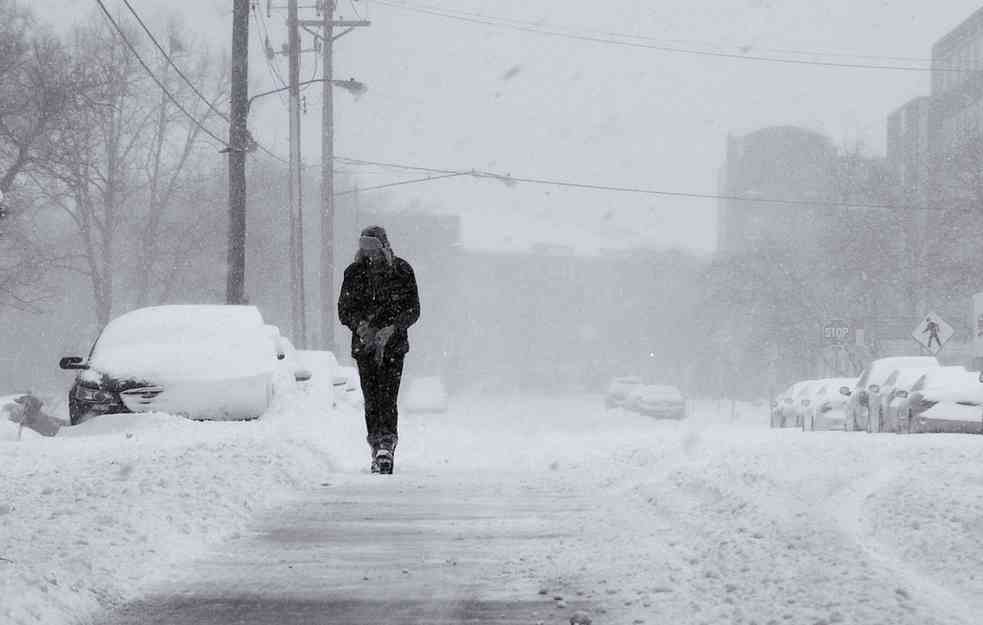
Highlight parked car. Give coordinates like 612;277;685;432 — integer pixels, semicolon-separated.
802;377;856;431
772;380;813;428
605;376;643;409
402;376;449;414
59;305;304;425
873;368;938;433
897;367;983;434
843;357;940;431
771;385;795;427
625;384;686;419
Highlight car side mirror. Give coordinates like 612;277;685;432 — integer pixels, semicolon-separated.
277;353;286;361
839;386;852;396
294;369;312;382
896;390;909;399
868;384;880;394
59;356;88;370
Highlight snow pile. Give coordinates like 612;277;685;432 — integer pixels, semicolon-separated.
0;352;366;625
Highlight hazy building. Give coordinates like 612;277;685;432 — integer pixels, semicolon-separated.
931;7;983;152
886;96;932;199
716;126;837;255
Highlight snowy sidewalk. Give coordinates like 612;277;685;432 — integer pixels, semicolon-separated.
100;470;595;625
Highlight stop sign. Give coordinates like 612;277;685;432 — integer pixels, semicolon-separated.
822;320;852;345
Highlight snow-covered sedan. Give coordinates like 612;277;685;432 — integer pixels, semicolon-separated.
59;305;301;425
625;384;686;419
802;377;855;431
605;376;643;409
843;356;940;431
897;367;983;434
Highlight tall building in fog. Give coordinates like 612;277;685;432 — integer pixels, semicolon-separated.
886;96;932;200
931;7;983;153
716;126;837;255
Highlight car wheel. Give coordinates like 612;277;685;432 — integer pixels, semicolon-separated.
69;395;83;426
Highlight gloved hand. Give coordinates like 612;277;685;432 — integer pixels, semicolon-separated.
373;325;395;365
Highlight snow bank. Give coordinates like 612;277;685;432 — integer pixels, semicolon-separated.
0;351;366;625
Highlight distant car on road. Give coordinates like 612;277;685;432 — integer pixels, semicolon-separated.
605;376;643;409
59;305;305;425
625;384;686;419
843;357;940;431
402;376;449;414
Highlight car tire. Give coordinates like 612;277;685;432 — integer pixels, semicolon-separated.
69;395;82;426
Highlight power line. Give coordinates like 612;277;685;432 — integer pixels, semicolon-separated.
386;0;937;65
93;0;229;147
120;0;231;124
334;171;467;196
334;155;948;212
375;0;958;73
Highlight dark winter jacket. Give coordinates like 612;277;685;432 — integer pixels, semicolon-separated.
338;256;420;359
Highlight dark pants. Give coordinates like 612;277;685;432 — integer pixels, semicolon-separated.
355;353;405;451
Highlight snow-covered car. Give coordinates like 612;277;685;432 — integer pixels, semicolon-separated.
773;380;812;428
843;357;940;431
605;376;643;409
771;385;795;427
625;384;686;419
402;376;449;414
802;377;855;431
333;365;364;407
59;305;302;425
897;367;983;434
873;367;939;433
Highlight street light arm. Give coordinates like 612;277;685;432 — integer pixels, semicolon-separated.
248;78;366;110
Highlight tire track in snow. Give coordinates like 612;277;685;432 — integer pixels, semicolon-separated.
830;464;983;625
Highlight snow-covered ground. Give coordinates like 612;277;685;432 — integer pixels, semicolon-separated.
4;376;983;625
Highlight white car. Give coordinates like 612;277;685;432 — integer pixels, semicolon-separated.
402;376;449;414
605;376;643;409
843;356;940;431
625;384;686;419
59;305;304;424
774;380;814;428
898;367;983;434
802;377;856;431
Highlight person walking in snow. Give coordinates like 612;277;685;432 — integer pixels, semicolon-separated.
338;226;420;474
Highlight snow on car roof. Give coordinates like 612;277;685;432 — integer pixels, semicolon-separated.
918;367;983;404
89;306;274;382
866;357;939;384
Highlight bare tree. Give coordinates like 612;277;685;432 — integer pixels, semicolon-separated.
36;14;228;326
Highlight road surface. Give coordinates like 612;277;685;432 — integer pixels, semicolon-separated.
92;397;983;625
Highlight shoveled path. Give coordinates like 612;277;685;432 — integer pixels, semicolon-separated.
101;469;594;625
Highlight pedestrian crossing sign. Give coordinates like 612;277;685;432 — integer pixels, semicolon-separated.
912;312;953;355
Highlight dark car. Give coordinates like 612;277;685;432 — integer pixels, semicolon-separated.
59;305;299;425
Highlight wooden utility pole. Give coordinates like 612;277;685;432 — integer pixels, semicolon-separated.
226;0;250;305
320;0;336;354
305;2;369;353
287;0;307;347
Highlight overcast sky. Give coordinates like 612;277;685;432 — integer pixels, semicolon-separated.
31;1;983;253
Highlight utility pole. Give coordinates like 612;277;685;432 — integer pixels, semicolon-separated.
306;2;370;353
320;0;336;354
226;0;250;305
287;0;307;347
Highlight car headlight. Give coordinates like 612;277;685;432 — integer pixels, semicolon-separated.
75;384;116;403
